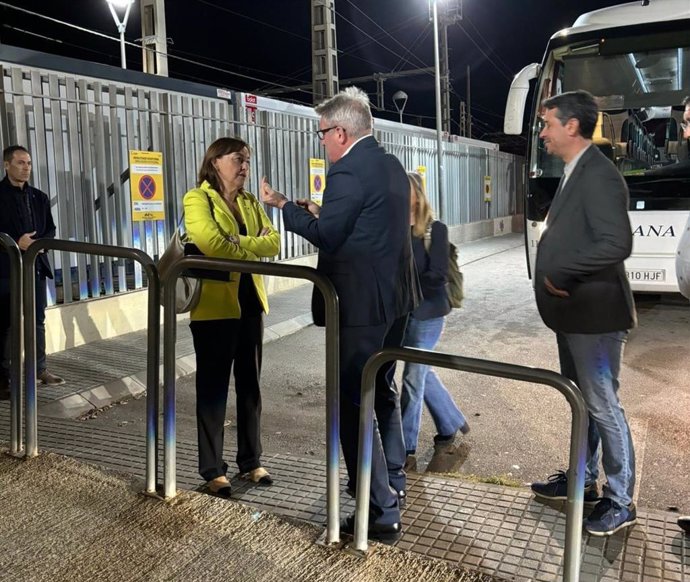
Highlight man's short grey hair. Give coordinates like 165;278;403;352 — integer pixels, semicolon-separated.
314;86;373;138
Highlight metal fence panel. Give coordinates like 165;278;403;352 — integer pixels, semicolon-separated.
0;59;523;306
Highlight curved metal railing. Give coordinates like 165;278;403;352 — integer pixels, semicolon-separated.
0;233;23;456
161;256;341;543
353;347;588;582
22;239;160;494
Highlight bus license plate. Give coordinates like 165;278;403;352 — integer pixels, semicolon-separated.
626;269;665;282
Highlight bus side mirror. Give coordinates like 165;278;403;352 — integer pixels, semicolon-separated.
504;63;540;135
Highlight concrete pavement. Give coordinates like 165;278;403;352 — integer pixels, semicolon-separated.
2;233;689;581
36;283;314;419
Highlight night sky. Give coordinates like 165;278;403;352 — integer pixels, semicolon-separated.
0;0;627;140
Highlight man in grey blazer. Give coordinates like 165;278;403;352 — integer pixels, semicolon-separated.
530;90;638;537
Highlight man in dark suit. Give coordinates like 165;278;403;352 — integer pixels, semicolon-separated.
261;86;419;541
0;145;65;401
529;91;638;536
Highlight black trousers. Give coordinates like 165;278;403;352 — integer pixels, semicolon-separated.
190;314;264;481
339;314;408;526
1;274;48;379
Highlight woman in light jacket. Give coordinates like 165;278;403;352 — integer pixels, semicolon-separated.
184;137;280;497
401;172;468;471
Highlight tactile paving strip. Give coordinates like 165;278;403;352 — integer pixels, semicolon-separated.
0;404;687;582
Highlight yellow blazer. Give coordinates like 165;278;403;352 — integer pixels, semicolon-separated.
183;180;280;321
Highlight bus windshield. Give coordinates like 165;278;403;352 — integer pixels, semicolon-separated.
533;32;690;188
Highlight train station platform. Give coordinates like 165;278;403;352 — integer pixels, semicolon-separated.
0;411;686;582
1;234;688;581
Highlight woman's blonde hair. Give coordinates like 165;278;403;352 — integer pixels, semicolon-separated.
408;172;434;238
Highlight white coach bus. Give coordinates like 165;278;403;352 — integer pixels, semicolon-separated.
504;0;690;292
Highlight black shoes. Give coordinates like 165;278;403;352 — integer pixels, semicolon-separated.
679;516;690;535
531;470;600;506
345;486;406;508
340;513;402;543
433;422;470;446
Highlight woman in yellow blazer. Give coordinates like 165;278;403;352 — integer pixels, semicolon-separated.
184;137;280;498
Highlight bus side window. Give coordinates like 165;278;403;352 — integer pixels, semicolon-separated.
665;118;678;162
593;112;615;161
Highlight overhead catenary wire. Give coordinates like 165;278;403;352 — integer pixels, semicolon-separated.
341;0;430;71
0;1;305;91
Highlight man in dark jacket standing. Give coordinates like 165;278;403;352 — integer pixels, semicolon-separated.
261;87;419;541
0;145;64;400
529;91;637;536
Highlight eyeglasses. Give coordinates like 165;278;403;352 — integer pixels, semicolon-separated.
315;126;339;140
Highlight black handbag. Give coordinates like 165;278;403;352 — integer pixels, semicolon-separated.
182;242;231;281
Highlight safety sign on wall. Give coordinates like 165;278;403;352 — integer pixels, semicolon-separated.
309;158;326;206
129;150;165;221
244;94;258;124
484;175;492;203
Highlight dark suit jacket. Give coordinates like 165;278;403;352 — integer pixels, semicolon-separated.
0;176;55;280
534;145;637;333
283;135;420;327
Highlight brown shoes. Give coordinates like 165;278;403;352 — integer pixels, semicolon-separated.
206;476;232;498
38;370;66;385
241;467;273;485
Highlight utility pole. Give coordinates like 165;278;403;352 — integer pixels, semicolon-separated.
311;0;339;104
466;64;472;138
459;100;466;137
140;0;168;76
439;0;462;134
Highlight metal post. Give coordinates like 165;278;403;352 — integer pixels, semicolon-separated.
22;240;159;469
352;347;587;582
161;256;340;541
22;245;38;458
432;0;445;220
119;28;127;70
107;0;133;70
0;233;23;456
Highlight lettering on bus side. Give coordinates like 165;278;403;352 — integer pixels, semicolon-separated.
632;226;676;237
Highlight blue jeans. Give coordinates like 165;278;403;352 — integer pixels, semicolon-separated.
401;316;467;454
557;331;635;506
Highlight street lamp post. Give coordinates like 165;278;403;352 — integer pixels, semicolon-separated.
431;0;444;219
106;0;135;69
392;90;408;124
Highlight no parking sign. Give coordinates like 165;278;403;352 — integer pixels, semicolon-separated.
129;150;165;221
309;158;326;206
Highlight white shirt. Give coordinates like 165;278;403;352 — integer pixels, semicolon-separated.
562;143;592;188
342;134;372;158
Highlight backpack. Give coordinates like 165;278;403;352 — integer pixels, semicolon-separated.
424;221;464;308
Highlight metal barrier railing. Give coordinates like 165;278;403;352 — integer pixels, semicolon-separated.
0;233;23;456
22;240;161;493
161;256;341;542
353;347;588;582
